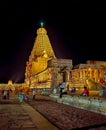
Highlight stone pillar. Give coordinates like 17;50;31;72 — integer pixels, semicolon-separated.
82;69;86;80
65;71;70;82
89;69;92;79
79;70;83;79
94;69;99;82
100;69;104;79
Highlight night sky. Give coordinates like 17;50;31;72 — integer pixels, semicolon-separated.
0;0;106;83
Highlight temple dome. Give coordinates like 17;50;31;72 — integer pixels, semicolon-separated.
37;27;47;35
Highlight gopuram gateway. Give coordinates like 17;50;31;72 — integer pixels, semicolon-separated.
24;23;106;95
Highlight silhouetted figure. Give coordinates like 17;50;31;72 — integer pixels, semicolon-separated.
3;90;8;100
32;89;36;100
25;91;30;101
59;82;66;98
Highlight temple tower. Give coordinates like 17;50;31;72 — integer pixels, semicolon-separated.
25;22;73;88
29;22;56;62
25;22;58;87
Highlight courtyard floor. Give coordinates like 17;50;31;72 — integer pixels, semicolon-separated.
27;95;106;130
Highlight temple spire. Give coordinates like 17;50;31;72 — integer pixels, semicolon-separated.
30;22;56;60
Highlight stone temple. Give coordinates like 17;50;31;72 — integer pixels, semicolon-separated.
24;22;106;95
24;22;73;89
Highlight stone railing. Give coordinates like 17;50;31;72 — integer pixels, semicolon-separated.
49;94;106;116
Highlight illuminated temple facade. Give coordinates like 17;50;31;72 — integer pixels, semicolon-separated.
24;24;106;91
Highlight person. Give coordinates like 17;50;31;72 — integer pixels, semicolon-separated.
59;84;63;98
71;87;76;93
59;82;66;98
81;86;89;96
32;88;36;100
53;88;57;94
25;90;30;101
3;90;8;100
19;90;24;103
99;87;105;97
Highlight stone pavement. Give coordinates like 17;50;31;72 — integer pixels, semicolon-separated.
50;94;106;116
0;94;59;130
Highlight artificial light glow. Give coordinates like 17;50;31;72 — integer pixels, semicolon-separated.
40;21;44;27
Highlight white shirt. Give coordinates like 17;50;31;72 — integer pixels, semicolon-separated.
60;82;66;89
33;89;36;95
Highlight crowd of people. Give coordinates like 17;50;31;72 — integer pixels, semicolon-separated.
61;82;106;98
0;88;12;100
0;82;105;102
59;82;90;98
0;87;37;103
58;81;106;98
18;88;37;103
